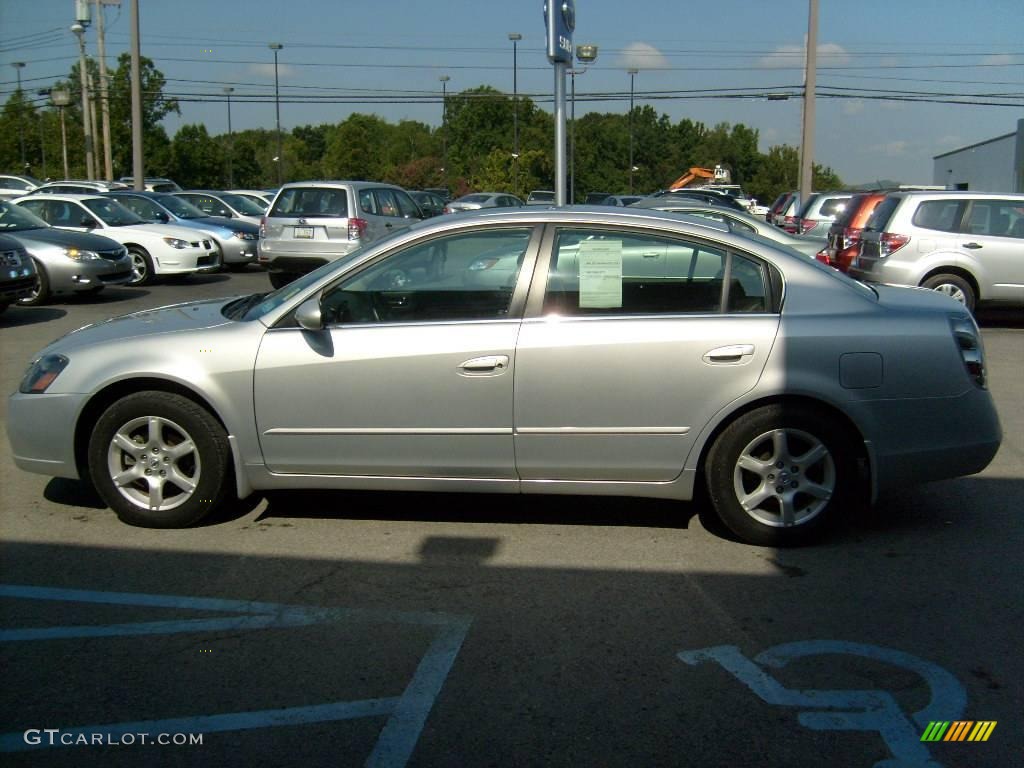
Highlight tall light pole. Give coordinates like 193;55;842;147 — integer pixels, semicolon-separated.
627;68;638;195
439;75;450;192
508;33;521;197
570;44;598;204
224;86;235;187
269;43;283;185
11;63;27;171
51;88;72;179
71;21;96;180
129;0;144;189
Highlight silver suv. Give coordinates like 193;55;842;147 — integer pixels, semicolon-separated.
258;181;422;287
850;191;1024;312
794;191;854;240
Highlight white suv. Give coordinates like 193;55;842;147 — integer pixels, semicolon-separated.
258;181;423;288
850;191;1024;312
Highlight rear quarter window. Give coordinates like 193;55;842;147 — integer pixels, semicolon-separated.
819;197;851;218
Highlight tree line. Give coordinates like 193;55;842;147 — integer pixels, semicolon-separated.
0;57;842;205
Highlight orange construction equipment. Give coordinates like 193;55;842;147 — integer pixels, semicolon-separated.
668;164;730;190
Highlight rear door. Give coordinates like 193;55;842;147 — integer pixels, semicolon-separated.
961;199;1024;302
513;225;780;484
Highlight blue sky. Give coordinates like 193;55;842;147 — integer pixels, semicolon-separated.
2;0;1021;185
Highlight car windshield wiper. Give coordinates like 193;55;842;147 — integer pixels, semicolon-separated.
222;292;269;320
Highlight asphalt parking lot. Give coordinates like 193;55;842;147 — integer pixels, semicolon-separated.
1;271;1021;768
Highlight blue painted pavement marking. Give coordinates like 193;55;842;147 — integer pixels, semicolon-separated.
0;584;472;768
679;641;966;768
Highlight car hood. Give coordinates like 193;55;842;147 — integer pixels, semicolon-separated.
8;227;123;251
47;297;240;352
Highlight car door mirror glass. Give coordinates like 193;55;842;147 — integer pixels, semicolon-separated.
80;216;97;228
295;296;324;330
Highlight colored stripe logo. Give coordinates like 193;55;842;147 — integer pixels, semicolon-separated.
921;721;996;742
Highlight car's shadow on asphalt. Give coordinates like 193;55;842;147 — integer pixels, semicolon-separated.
0;306;67;326
975;307;1023;329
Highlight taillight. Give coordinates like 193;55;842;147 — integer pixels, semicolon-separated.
799;218;816;234
842;226;862;250
347;218;368;241
879;232;910;256
259;216;266;239
815;248;831;265
442;205;453;214
950;315;986;388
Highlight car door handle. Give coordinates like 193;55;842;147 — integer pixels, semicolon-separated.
704;344;755;364
385;222;394;228
458;355;509;374
962;242;982;249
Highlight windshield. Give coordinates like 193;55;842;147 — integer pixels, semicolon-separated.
153;193;207;219
219;193;266;216
0;200;48;231
82;198;146;226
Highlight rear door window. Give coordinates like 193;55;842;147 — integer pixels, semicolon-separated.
373;189;402;218
543;228;769;316
911;199;967;232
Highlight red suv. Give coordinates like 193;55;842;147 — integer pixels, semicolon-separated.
817;192;888;272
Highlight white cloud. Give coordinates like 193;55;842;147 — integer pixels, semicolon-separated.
869;140;910;157
618;42;670;71
248;63;297;80
982;53;1019;66
758;42;851;69
842;99;865;116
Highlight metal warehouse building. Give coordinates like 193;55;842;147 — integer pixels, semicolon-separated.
933;119;1024;193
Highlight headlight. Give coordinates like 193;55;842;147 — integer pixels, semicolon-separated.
62;247;102;261
233;231;259;241
19;354;70;394
162;237;190;249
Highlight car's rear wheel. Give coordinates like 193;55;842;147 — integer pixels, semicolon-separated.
127;246;154;286
88;391;231;528
705;404;856;546
17;261;49;306
922;273;975;313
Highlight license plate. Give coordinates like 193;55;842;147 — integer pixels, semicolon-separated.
294;226;314;239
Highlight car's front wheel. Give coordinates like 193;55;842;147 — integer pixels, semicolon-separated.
17;261;49;306
705;404;856;546
127;246;154;286
88;391;231;528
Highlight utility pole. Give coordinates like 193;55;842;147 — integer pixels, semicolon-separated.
439;75;450;193
508;33;521;198
628;68;638;195
224;87;235;188
94;0;115;181
129;0;143;189
12;63;27;171
269;43;283;185
798;0;819;203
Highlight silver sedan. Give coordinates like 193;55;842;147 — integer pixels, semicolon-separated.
0;200;132;305
7;208;1000;546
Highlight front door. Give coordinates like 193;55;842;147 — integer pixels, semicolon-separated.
254;226;539;478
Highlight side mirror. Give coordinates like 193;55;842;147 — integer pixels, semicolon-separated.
295;296;323;331
219;208;233;218
80;216;98;228
156;211;170;223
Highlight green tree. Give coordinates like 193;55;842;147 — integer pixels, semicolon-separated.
323;114;392;180
105;53;179;177
169;124;223;188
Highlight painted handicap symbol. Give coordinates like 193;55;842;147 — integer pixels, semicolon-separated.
678;641;966;768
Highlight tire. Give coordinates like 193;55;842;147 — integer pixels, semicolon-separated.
127;246;155;286
226;262;250;273
87;391;231;528
268;271;296;289
17;261;50;306
921;273;975;313
705;404;856;547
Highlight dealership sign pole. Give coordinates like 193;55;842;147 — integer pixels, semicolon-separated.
545;1;575;205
